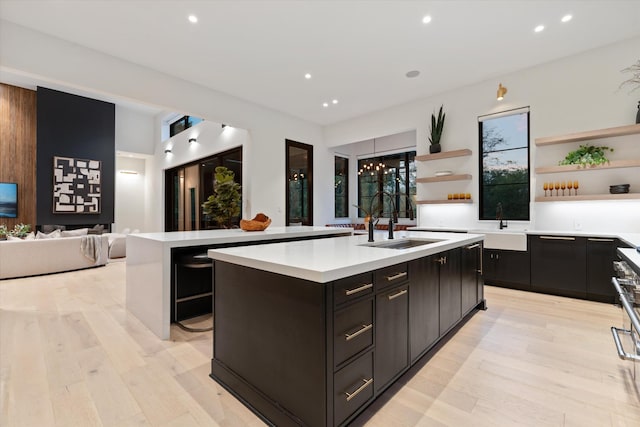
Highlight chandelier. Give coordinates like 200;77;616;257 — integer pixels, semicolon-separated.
358;138;387;176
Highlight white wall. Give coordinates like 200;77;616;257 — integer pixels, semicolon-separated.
115;156;147;233
325;36;640;233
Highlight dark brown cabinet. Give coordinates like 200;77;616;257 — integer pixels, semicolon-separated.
530;235;587;298
439;248;462;335
409;255;440;363
211;242;484;427
461;242;483;315
482;248;530;289
374;284;409;392
586;237;632;303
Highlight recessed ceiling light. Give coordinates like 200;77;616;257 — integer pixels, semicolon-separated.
188;15;198;23
561;14;572;23
422;15;432;24
332;99;338;104
406;70;420;78
304;73;312;79
534;25;545;33
322;102;329;108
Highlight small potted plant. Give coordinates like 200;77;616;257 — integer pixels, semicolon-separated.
429;104;446;153
202;166;242;228
0;224;7;240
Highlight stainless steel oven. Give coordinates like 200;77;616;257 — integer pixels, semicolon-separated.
611;260;640;381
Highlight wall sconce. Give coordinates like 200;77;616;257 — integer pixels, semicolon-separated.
496;83;507;101
221;124;227;129
164;148;172;154
188;137;197;144
119;170;139;175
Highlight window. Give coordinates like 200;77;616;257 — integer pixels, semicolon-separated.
286;140;313;225
334;156;349;218
479;109;530;221
357;151;416;219
169;115;203;137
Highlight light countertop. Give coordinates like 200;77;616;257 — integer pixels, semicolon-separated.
127;226;352;247
208;231;483;283
618;248;640;274
410;227;640;247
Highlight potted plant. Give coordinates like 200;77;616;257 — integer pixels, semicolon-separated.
202;166;241;228
429;104;446;153
0;224;7;240
559;144;614;168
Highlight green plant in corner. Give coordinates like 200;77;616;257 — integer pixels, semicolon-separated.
202;166;241;228
428;105;446;153
559;144;614;168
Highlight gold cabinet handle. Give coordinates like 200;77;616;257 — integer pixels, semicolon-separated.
540;235;575;241
344;378;373;402
588;238;614;242
344;283;373;296
385;271;407;281
466;243;480;249
388;289;408;301
344;323;373;341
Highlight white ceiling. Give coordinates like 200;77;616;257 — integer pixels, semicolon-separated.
1;0;639;125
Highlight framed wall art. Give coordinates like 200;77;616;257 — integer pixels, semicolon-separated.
53;156;101;214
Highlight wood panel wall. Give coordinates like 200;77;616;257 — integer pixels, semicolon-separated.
0;83;37;230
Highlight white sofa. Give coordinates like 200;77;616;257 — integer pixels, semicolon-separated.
0;235;109;279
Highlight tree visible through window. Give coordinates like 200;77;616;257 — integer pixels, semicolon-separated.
334;156;349;218
479;109;530;221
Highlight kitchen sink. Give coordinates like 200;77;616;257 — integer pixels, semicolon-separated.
359;238;442;250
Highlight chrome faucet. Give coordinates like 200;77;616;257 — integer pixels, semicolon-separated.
496;202;507;230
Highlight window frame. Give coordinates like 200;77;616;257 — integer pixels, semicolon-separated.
357;150;416;219
334;156;349;218
478;108;531;222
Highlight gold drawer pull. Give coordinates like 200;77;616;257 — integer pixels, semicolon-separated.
388;289;408;300
466;243;480;249
588;238;614;242
345;323;373;341
385;271;407;281
344;378;373;402
344;283;373;296
540;235;575;241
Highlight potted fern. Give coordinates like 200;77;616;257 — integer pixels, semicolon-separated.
429;105;446;153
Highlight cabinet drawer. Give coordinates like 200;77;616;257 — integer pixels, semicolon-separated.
333;272;374;306
334;298;374;367
334;351;374;426
375;263;409;290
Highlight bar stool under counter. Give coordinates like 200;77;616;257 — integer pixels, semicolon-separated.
173;252;213;324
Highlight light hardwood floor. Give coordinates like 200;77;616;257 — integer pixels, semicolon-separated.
1;261;639;426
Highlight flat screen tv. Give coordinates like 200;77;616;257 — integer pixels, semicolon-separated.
0;182;18;218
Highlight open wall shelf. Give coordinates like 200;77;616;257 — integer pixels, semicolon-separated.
535;123;640;146
415;149;472;161
534;193;640;202
416;174;472;183
535;159;640;174
416;199;473;205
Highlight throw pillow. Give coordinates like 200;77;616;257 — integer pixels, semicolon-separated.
41;224;66;233
36;229;62;239
6;235;22;241
61;228;89;237
23;232;36;240
87;224;104;235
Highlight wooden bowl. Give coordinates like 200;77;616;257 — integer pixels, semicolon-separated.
240;214;272;231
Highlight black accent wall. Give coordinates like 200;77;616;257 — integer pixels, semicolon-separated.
36;87;115;227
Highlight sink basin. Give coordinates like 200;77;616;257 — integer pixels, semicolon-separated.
359;238;442;250
478;231;527;251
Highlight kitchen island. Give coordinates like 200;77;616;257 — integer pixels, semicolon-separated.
208;231;485;427
126;226;352;339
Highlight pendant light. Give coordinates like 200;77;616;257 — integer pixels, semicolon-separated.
358;138;386;176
